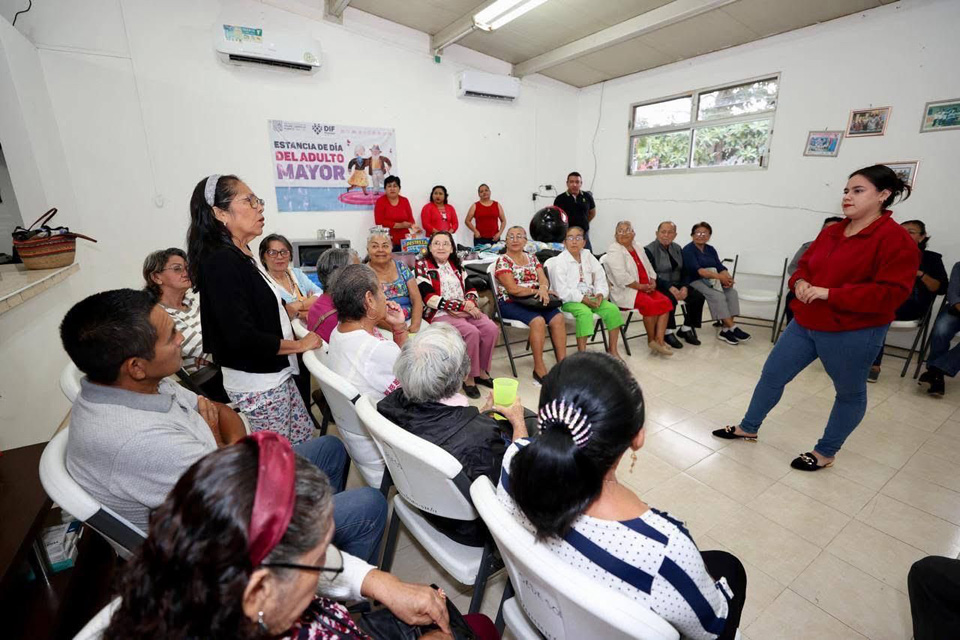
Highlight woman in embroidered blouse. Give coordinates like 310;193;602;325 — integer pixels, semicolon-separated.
605;221;675;356
494;225;566;384
103;436;459;640
548;226;624;358
499;352;747;640
260;234;322;322
420;185;459;237
366;229;423;333
416;231;498;399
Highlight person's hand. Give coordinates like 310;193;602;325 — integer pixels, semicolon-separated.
794;279;811;302
642;283;655;293
378;581;451;634
676;286;688;301
197;396;219;431
536;286;550;304
581;295;596;308
297;332;322;353
283;302;299;320
420;631;454;640
385;300;407;329
668;286;681;298
799;285;829;303
595;293;605;303
493;232;503;242
408;320;421;334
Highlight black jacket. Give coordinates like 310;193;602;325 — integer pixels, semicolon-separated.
197;244;289;374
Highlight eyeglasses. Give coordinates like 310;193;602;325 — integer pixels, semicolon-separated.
160;264;188;274
615;228;633;236
237;194;265;209
260;544;344;584
693;231;710;237
266;249;291;258
566;235;584;242
506;234;526;241
431;241;452;248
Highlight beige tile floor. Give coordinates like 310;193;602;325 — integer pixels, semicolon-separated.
334;324;960;639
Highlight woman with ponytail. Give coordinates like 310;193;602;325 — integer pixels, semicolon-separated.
715;165;921;471
498;352;746;640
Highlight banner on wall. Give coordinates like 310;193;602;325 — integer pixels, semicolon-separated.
268;119;397;212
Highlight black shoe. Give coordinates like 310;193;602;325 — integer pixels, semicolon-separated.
475;376;494;389
712;425;758;442
867;367;880;383
918;369;936;385
718;330;739;345
533;371;544;386
680;328;701;346
664;333;683;349
463;384;481;399
790;451;834;471
732;327;751;341
928;376;945;397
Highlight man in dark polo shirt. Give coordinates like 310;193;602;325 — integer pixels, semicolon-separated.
553;171;596;251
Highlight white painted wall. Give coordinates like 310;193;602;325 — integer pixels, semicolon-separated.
575;0;960;325
0;0;578;448
0;146;23;254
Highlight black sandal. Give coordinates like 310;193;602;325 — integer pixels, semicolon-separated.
711;425;758;442
790;452;834;471
463;384;481;399
475;376;494;389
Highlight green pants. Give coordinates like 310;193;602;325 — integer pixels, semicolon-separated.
561;300;624;338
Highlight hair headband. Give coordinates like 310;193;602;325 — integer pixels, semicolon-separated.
538;398;592;448
247;431;297;567
204;174;221;208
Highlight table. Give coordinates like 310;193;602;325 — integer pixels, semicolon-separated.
0;443;54;594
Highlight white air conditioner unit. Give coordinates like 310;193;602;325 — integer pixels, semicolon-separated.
214;23;321;72
457;70;520;102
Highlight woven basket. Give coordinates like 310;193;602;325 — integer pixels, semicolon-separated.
12;208;97;270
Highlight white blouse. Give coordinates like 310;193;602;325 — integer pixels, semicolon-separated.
547;250;610;303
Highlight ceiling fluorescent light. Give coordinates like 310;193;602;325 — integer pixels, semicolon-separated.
474;0;551;31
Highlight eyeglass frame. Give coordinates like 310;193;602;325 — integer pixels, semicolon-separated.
236;194;266;209
265;249;291;258
260;544;344;582
158;264;189;274
565;234;585;242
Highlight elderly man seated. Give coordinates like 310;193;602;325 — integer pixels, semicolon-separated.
378;323;528;544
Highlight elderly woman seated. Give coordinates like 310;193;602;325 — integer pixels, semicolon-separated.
260;233;322;321
306;248;359;342
366;228;423;333
379;323;527;545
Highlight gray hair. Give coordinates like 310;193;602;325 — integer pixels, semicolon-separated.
331;263;379;322
367;227;391;245
395;323;471;403
316;248;358;290
656;220;677;232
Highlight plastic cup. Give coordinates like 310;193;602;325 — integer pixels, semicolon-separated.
493;378;519;407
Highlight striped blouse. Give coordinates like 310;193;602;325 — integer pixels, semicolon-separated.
160;290;213;375
497;439;732;640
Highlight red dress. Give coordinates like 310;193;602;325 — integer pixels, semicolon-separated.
628;249;673;315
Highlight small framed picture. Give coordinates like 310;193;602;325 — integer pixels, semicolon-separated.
881;161;920;188
803;131;843;157
920;98;960;133
846;107;891;137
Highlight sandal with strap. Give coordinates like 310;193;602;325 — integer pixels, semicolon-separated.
711;425;758;442
790;451;834;471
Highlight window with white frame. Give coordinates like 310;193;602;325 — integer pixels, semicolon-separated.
627;75;779;174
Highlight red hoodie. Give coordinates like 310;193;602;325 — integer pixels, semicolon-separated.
789;211;919;332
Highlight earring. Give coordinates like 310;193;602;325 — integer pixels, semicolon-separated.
629;452;637;473
257;611;267;632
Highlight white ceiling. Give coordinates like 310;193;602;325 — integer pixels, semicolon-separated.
344;0;897;87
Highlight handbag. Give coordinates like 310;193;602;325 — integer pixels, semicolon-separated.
12;208;97;270
356;585;478;640
510;291;562;310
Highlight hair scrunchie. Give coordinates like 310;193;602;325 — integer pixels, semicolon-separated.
247;431;296;566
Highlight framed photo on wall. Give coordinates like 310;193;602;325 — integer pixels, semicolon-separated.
920;98;960;132
803;131;843;157
846;107;891;137
881;161;919;189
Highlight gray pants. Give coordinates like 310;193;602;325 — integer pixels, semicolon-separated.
689;279;740;320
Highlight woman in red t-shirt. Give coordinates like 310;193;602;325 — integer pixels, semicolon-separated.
465;183;507;245
373;175;420;250
714;165;919;472
420;185;459;236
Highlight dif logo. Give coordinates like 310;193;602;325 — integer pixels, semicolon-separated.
311;123;337;135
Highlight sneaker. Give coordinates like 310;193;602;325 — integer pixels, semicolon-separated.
680;328;701;346
867;367;880;383
664;333;683;349
732;327;751;341
928;376;945;397
718;330;739;345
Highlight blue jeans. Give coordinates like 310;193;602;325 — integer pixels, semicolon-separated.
928;309;960;377
293;436;387;564
740;320;888;457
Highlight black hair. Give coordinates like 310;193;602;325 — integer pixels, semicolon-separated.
430;185;449;205
104;440;333;640
259;233;293;268
142;248;188;300
848;164;912;210
691;221;713;236
822;216;844;226
509;353;645;539
901;219;929;250
384;175;401;189
331;263;380;322
186;174;242;288
425;231;462;272
567;171;582;180
477;183;489;193
60;289;158;384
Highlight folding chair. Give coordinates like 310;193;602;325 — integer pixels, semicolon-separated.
39;429;147;560
356;396;501;614
914;296;950;379
728;253;788;342
881;297;938;377
487;261;535;377
469;477;682;640
543;256;608;350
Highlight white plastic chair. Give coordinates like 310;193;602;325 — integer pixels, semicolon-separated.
470;476;681;640
355;395;500;614
302;349;384;490
73;597;121;640
292;317;309;339
543;256;608;350
729;253;788;342
60;360;83;403
39;429;147;560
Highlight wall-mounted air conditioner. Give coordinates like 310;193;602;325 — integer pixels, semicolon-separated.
457;70;521;102
214;23;321;72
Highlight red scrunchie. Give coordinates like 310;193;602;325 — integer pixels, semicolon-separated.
247;431;296;566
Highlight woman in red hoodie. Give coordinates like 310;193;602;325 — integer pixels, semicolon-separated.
713;165;919;471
